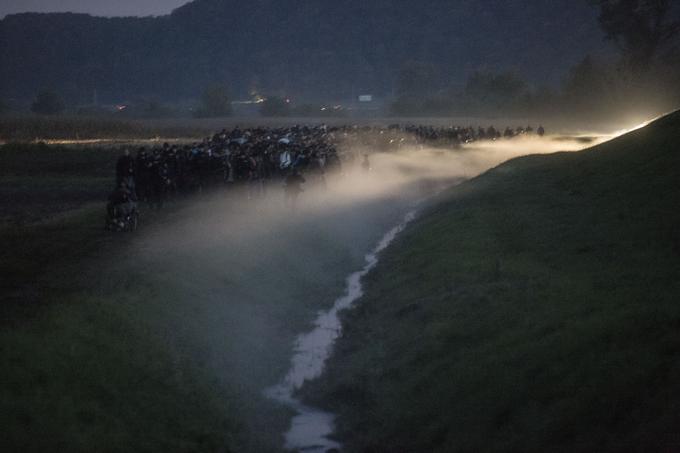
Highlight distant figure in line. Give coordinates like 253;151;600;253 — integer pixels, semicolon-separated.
361;154;371;172
107;181;136;220
537;125;546;137
284;170;306;212
116;148;136;189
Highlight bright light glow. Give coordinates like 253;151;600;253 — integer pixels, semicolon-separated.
610;121;651;139
608;113;667;139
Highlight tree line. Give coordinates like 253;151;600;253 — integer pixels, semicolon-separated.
391;0;680;120
2;0;677;122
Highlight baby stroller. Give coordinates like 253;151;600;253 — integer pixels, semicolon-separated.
106;182;139;232
105;201;139;232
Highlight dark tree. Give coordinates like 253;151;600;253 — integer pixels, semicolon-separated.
591;0;680;72
259;96;290;117
564;56;612;97
390;97;421;116
196;85;232;118
395;61;441;100
140;99;169;117
562;55;619;115
464;71;529;114
31;90;65;115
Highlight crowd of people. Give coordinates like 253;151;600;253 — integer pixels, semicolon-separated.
107;122;546;228
401;124;544;144
343;124;545;150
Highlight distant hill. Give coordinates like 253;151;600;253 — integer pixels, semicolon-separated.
0;0;608;104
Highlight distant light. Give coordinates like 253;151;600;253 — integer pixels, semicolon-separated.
610;115;662;139
116;105;127;111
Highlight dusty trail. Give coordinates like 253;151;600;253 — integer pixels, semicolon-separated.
131;175;430;451
126;134;596;451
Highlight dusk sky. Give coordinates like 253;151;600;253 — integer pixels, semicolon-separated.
0;0;191;18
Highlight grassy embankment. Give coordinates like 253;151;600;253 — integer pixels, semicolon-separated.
1;141;419;452
303;112;680;452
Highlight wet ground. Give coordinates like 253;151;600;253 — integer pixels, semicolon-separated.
265;210;419;452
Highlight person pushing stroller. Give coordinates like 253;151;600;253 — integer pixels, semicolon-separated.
106;181;139;231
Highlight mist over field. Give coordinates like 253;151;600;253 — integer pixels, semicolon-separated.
141;133;599;252
2;0;679;451
127;133;596;374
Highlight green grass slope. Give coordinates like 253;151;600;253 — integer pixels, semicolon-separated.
304;112;680;452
